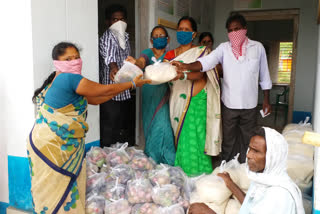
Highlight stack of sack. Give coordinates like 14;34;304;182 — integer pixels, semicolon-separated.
85;142;194;214
189;155;250;214
282;117;314;214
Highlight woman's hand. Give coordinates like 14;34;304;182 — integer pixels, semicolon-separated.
126;56;137;64
133;74;151;87
172;71;184;81
171;61;188;73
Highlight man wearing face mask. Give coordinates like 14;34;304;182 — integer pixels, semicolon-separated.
99;4;133;147
172;14;272;163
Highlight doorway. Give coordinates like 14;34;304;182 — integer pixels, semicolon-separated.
235;9;299;131
98;0;137;145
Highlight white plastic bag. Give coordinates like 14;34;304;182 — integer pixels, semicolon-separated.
85;194;105;214
148;164;171;186
102;178;126;200
106;143;131;166
104;199;132;214
194;174;231;204
225;199;242;214
144;61;177;85
151;184;180;207
155;204;185;214
126;178;153;204
131;203;160;214
129;152;155;171
114;61;143;83
106;164;135;184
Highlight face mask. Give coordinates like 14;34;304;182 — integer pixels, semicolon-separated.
177;31;194;45
53;58;82;75
109;20;127;50
152;37;168;49
228;29;248;59
228;29;247;47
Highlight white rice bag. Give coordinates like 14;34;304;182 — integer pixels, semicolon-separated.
194;174;232;204
225;199;242;214
114;61;143;83
144;62;177;85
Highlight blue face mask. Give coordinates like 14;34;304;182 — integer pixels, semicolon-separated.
152;37;168;49
177;31;194;45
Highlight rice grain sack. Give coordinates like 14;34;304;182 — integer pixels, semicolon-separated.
225;199;241;214
144;62;177;85
287;155;314;194
189;193;228;214
194;174;232;204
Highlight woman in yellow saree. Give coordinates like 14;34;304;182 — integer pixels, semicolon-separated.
164;17;222;176
27;42;149;213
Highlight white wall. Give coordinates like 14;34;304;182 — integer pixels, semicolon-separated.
0;0;99;207
31;0;99;144
0;0;35;203
212;0;319;113
152;0;215;50
313;24;320;213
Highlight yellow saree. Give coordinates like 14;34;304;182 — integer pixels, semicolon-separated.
27;85;88;214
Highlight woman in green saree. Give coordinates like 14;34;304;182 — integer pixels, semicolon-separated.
127;26;176;165
164;17;222;176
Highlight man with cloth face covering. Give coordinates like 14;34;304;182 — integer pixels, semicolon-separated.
189;127;305;214
99;4;134;147
172;14;273;163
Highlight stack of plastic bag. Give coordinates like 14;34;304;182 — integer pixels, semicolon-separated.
85;142;194;214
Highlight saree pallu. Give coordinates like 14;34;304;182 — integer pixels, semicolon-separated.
27;86;88;214
168;46;222;157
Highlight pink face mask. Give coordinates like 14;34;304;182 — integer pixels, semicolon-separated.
53;58;82;75
228;29;248;59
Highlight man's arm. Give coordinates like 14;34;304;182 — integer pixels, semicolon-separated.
188;203;217;214
263;90;271;115
259;44;272;115
217;172;246;204
171;44;224;73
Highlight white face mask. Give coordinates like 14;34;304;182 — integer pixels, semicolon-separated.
109;20;127;50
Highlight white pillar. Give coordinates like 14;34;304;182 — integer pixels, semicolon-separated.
313;25;320;214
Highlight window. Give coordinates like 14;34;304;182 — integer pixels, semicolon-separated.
277;42;293;84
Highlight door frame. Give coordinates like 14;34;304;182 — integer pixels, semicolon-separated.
233;9;300;123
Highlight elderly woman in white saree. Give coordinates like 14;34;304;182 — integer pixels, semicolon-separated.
164;16;221;176
189;127;305;214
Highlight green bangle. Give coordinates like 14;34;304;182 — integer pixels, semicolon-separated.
179;72;187;81
182;72;187;81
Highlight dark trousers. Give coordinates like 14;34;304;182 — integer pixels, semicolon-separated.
221;103;257;163
100;98;135;148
